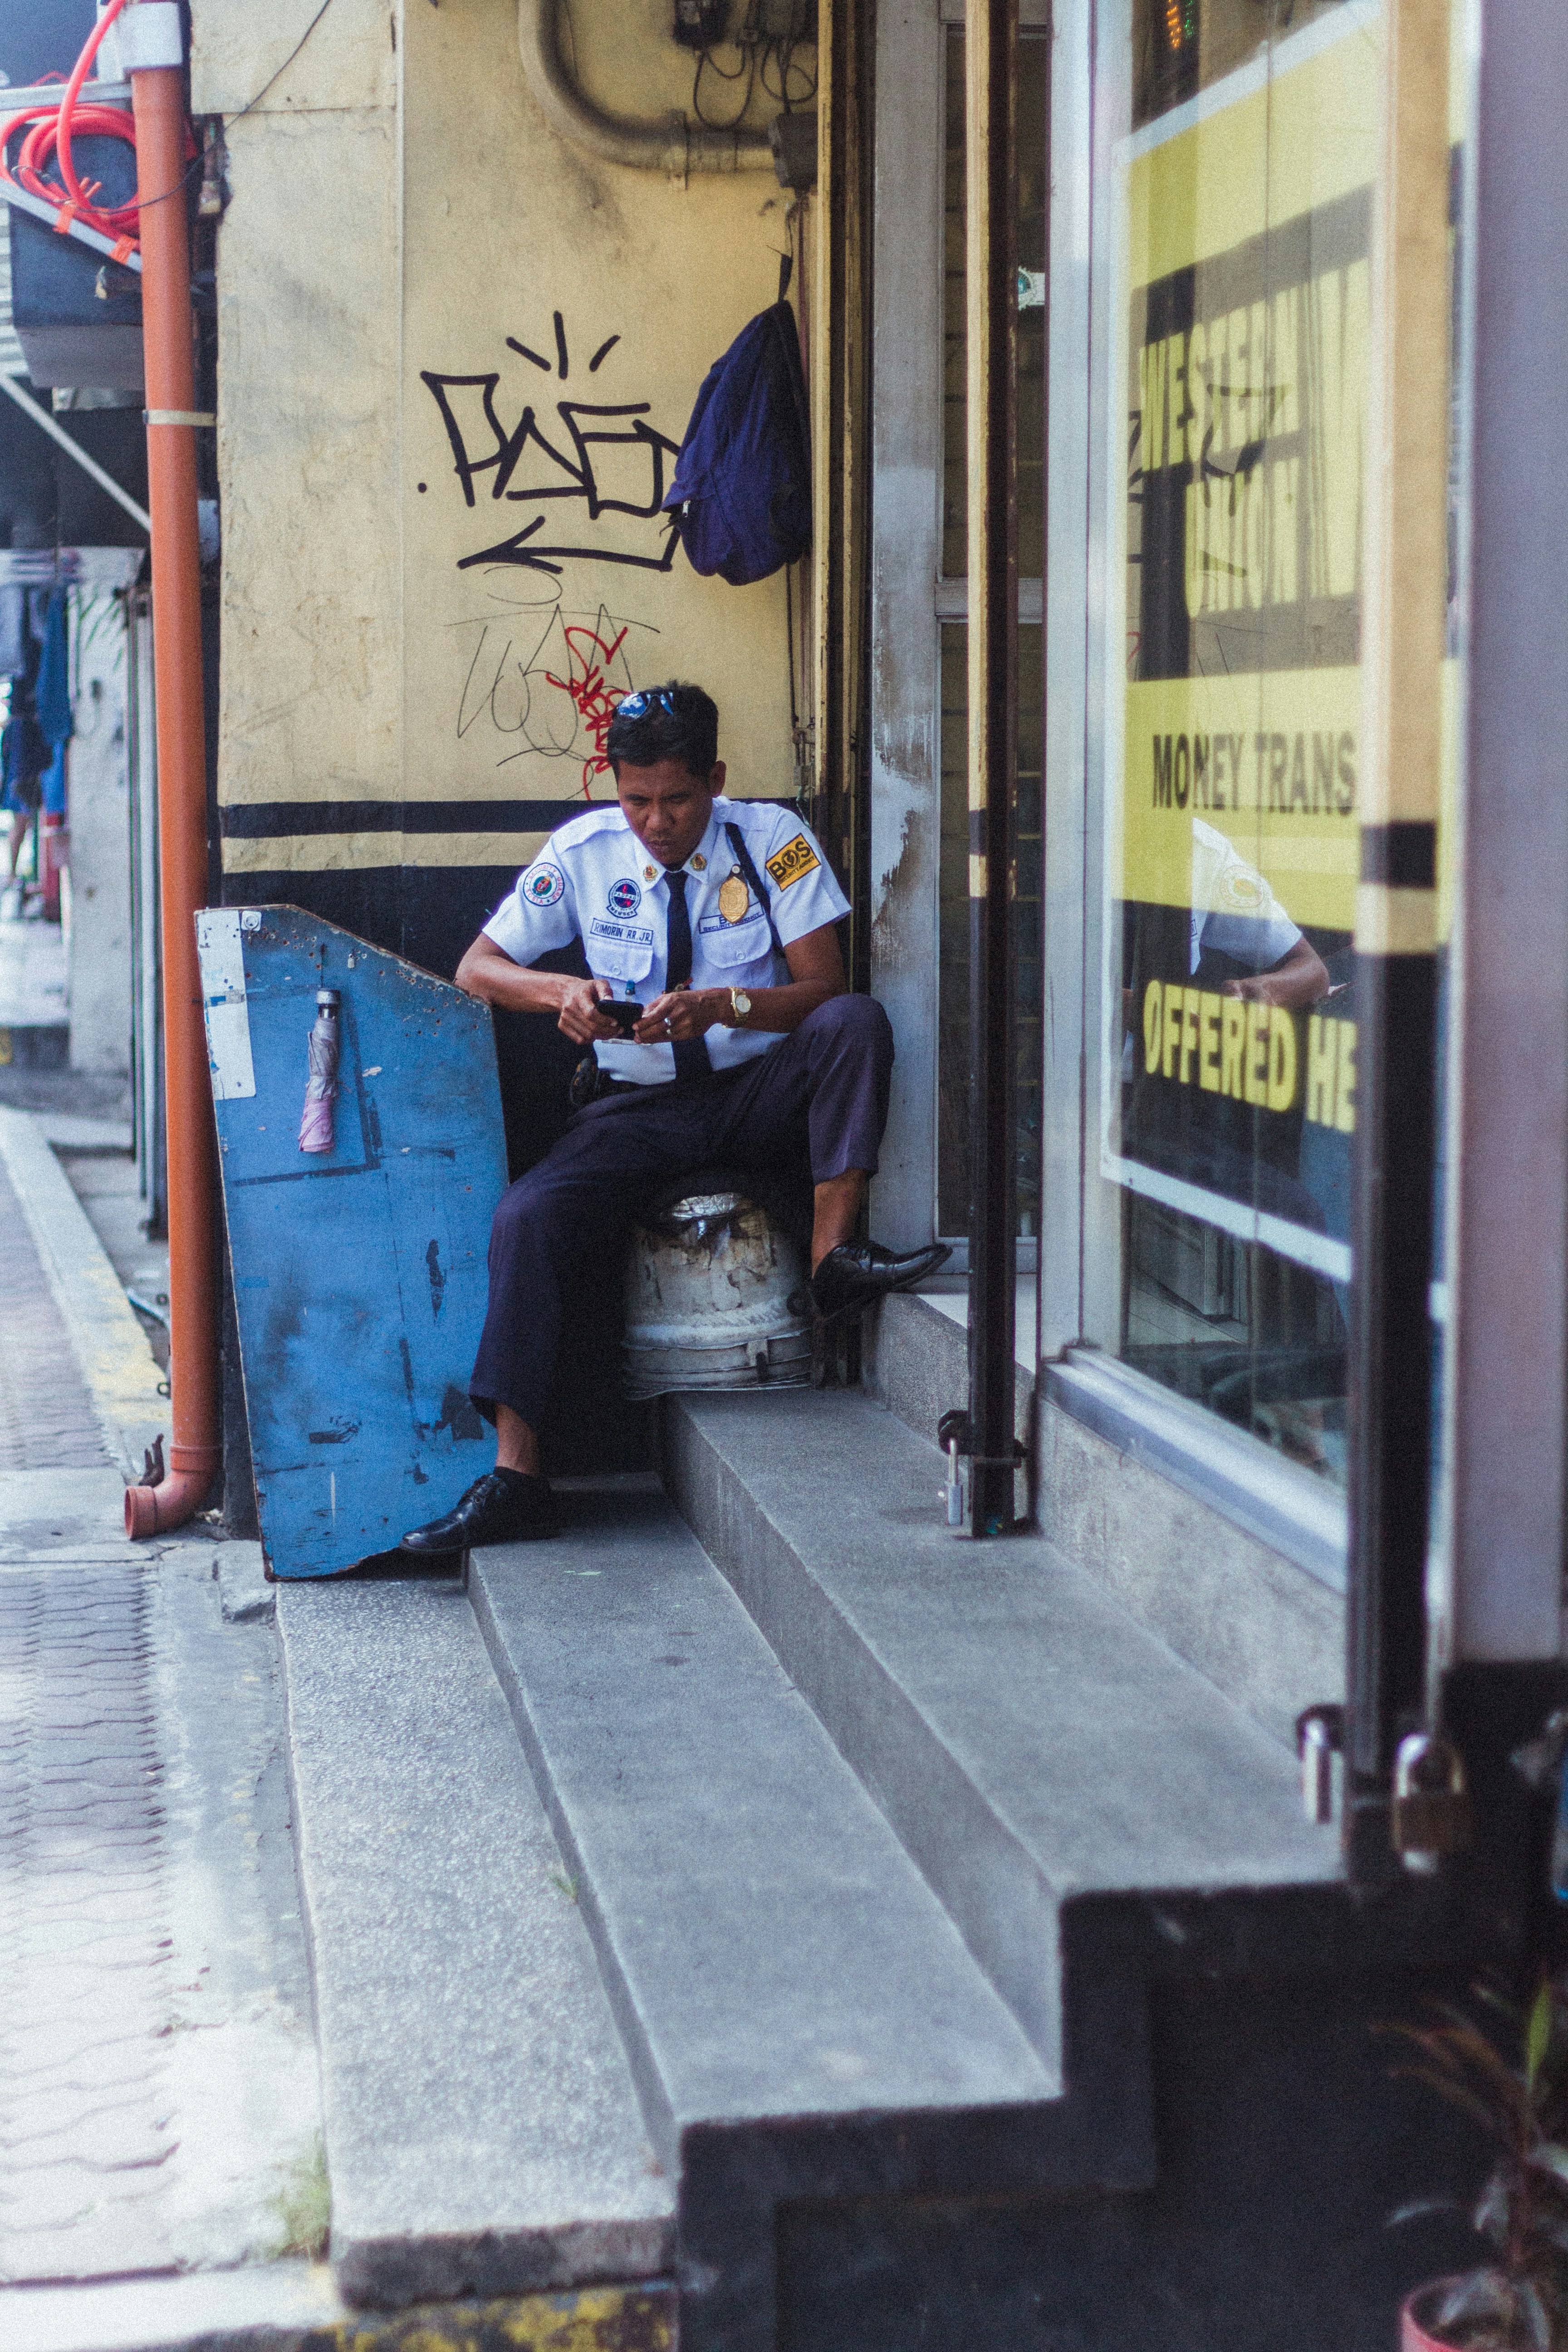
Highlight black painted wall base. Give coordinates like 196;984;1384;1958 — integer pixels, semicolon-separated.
776;1969;1485;2352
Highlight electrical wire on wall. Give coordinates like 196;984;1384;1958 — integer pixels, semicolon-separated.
779;192;815;820
690;0;818;133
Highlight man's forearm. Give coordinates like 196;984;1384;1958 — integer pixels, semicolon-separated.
456;950;568;1016
694;978;843;1034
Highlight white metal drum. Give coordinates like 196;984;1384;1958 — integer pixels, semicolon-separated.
622;1190;812;1399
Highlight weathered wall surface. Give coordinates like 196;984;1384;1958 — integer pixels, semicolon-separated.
194;0;802;911
193;0;401;840
401;0;796;867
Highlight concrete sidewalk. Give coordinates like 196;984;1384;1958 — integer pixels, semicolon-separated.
0;1104;677;2352
0;1106;326;2342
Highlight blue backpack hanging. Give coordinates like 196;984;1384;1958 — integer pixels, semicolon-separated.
662;270;811;587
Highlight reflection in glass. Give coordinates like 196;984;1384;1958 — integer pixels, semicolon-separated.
1131;0;1351;131
1092;0;1388;1484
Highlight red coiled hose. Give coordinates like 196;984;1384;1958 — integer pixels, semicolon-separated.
0;0;188;262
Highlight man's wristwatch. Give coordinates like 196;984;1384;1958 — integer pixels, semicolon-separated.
728;987;751;1026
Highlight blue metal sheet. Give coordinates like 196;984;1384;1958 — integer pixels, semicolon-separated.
196;906;506;1578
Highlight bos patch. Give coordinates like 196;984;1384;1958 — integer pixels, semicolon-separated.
608;877;642;917
523;862;566;907
765;833;820;891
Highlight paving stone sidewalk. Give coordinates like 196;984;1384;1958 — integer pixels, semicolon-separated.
0;1117;322;2309
0;1561;174;2278
0;1156;107;1472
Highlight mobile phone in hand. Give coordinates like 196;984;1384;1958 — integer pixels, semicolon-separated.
596;998;644;1036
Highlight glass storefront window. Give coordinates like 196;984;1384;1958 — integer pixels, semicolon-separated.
1088;0;1388;1483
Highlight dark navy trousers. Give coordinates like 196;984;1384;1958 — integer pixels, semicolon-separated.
470;993;894;1429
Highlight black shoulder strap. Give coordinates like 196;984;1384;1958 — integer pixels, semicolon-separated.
723;820;784;957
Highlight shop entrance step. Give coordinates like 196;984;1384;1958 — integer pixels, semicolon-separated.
663;1387;1341;2069
467;1480;1058;2352
274;1575;675;2309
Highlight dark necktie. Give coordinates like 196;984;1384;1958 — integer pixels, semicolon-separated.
663;868;712;1081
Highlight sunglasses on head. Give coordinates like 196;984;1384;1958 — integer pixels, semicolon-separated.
614;687;680;721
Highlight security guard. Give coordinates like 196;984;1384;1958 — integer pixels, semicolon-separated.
401;679;948;1552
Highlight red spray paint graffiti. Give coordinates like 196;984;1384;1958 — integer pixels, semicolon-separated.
546;620;630;794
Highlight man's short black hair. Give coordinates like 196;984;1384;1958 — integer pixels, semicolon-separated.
606;680;719;780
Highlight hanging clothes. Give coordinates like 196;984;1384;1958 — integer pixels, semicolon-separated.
0;620;47;814
40;742;67;818
35;589;73;752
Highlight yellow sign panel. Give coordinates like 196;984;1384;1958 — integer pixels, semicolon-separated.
1101;9;1385;1274
1119;669;1360;930
1113;13;1380;947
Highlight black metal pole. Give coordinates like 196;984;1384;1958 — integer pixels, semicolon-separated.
963;0;1019;1538
1345;858;1439;1876
1343;0;1449;1878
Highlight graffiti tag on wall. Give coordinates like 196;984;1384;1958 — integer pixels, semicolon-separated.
421;312;683;578
422;315;685;787
451;583;660;795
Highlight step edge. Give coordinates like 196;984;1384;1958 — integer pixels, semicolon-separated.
663;1396;1069;2074
274;1593;678;2303
466;1563;684;2172
671;1389;1334;1871
467;1521;1058;2125
331;2217;677;2313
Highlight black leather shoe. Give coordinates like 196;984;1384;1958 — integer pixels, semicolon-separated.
400;1470;560;1553
809;1239;953;1324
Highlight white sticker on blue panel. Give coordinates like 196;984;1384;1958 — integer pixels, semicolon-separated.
195;908;257;1101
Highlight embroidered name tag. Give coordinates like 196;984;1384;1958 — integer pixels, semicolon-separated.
766;833;820;891
588;916;655;948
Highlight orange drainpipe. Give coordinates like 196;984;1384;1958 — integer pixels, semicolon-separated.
124;35;221;1537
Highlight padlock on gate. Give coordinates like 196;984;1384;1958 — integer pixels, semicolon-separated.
1392;1731;1472;1870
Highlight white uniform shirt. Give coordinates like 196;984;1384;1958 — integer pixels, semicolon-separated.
1188;819;1301;975
483;795;851;1085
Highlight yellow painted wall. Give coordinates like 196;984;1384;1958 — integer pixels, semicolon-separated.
194;0;402;841
194;0;804;884
402;0;798;862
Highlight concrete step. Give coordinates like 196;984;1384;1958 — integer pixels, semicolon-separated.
274;1573;675;2310
466;1478;1057;2352
663;1388;1341;2070
862;1288;1344;1744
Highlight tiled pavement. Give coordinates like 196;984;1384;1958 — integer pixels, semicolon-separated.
0;1157;107;1473
0;1154;177;2283
0;1565;175;2280
0;1116;322;2307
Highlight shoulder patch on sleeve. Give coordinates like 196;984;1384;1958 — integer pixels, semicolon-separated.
765;832;821;891
522;861;566;908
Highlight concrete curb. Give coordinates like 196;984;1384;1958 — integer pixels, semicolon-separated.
3;2265;675;2352
213;1539;274;1621
0;1106;166;1484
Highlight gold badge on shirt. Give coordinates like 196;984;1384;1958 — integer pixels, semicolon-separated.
717;870;750;924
